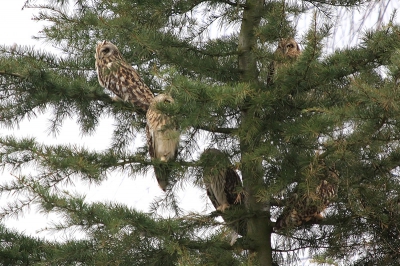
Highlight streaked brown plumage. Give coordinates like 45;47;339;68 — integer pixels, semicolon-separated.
95;41;154;111
200;148;246;236
146;94;180;191
275;160;339;231
267;38;301;85
275;38;301;59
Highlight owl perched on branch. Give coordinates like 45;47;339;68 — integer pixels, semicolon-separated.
146;94;180;191
95;41;154;111
274;160;339;231
200;148;246;237
267;38;301;85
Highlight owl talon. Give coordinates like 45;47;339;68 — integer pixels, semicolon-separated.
234;193;243;204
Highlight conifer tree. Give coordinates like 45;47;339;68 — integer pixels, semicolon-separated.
1;0;400;265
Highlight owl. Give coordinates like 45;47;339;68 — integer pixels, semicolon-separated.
200;148;246;236
95;41;154;111
274;161;339;231
146;94;180;191
267;38;301;85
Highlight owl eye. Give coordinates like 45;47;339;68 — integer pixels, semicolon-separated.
164;99;171;103
102;47;110;54
287;44;294;48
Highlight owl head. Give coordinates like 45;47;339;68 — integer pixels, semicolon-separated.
95;41;124;62
276;38;301;59
150;94;174;108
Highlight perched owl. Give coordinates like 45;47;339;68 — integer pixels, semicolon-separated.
95;41;154;111
267;38;301;85
274;161;339;231
200;148;246;236
146;94;180;191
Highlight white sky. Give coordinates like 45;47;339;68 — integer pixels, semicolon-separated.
0;1;207;242
1;1;400;264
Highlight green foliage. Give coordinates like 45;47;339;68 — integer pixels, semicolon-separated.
1;0;400;265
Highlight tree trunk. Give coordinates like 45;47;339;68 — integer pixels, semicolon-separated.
238;0;273;265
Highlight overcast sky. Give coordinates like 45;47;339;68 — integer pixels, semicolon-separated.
1;1;400;264
0;1;208;242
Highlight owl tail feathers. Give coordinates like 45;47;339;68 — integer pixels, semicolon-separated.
153;162;173;192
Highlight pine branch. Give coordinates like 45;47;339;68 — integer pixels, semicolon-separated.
219;0;247;8
303;0;367;8
0;70;25;79
194;125;235;134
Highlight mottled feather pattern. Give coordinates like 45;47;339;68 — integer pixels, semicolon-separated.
201;149;246;236
146;94;180;191
201;149;243;212
95;41;179;191
317;166;339;205
275;161;339;231
275;38;301;59
207;167;228;211
267;38;301;85
95;41;154;111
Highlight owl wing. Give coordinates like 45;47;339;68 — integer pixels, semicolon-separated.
146;101;179;191
146;111;168;191
146;123;155;159
318;165;339;204
317;179;338;206
201;149;244;211
224;167;244;205
118;61;155;111
146;107;179;162
204;167;228;211
102;60;154;112
205;179;221;211
201;149;246;236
